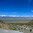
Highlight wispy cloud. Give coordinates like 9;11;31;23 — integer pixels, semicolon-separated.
32;10;33;12
12;12;17;14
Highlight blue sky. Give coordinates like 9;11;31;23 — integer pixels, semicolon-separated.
0;0;33;16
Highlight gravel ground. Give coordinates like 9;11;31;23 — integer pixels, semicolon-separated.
0;29;23;33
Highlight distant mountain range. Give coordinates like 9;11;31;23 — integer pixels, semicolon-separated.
0;15;33;20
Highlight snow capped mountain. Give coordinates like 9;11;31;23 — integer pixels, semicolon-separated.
0;15;7;17
0;15;33;20
0;15;33;17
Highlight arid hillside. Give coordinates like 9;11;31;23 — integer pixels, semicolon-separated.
0;20;9;30
0;20;33;30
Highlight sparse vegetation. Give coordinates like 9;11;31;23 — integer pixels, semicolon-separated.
0;19;33;31
30;29;32;32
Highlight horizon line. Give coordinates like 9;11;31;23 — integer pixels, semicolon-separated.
0;15;33;17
